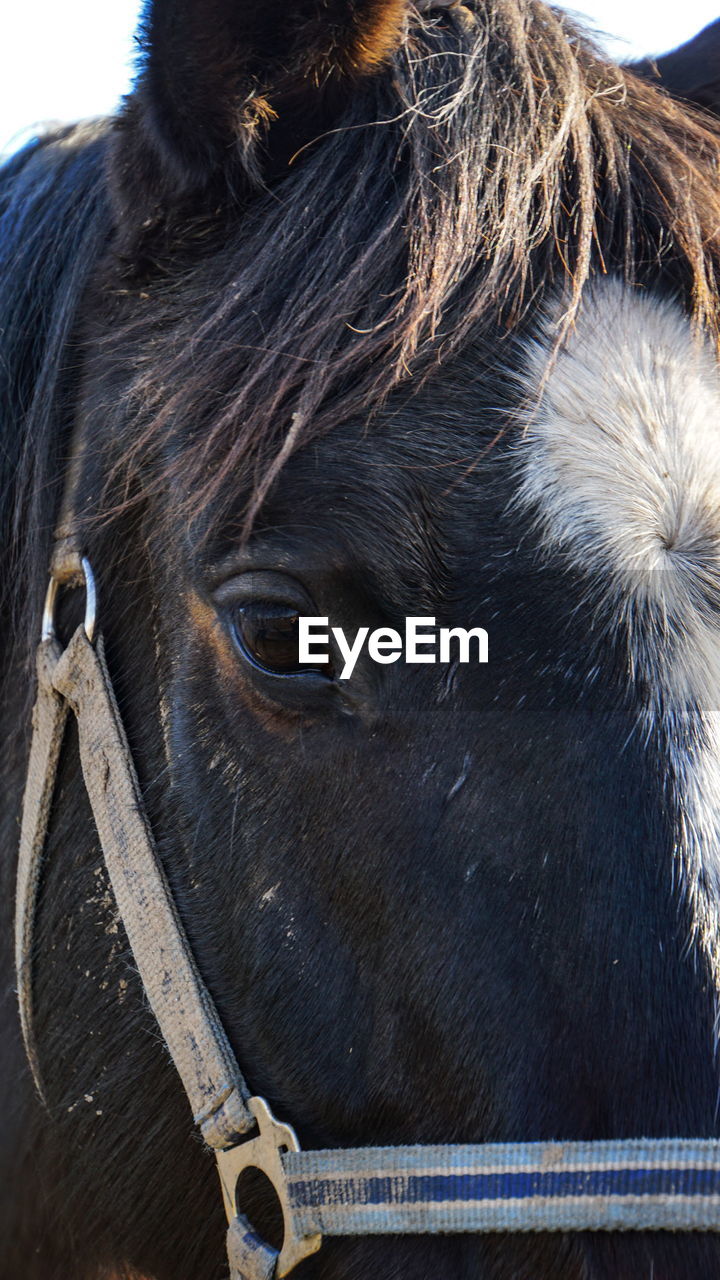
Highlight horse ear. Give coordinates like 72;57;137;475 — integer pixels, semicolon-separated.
631;19;720;118
113;0;408;215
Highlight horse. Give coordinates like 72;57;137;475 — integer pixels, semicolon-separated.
2;2;720;1277
633;18;720;116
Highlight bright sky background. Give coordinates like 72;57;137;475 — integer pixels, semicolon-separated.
1;1;718;157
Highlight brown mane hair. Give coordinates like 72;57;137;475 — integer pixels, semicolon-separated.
99;2;720;530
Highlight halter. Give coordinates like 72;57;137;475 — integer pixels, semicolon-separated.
16;530;720;1279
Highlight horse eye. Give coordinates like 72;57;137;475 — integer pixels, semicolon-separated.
233;603;332;677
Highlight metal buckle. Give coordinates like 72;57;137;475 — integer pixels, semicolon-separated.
216;1097;322;1279
41;555;97;644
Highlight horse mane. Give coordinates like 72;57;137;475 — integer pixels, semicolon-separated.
108;0;720;535
0;121;111;644
2;1;720;568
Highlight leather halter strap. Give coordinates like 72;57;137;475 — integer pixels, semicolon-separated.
16;547;720;1280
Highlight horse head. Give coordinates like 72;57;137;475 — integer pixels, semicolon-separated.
3;3;720;1279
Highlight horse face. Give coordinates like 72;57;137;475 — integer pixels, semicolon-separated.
9;1;720;1278
68;280;720;1280
137;277;719;1141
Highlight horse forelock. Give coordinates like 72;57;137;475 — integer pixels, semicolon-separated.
93;0;720;541
516;277;720;1050
1;5;719;592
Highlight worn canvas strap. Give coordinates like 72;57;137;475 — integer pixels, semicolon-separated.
223;1134;720;1279
15;639;69;1092
16;625;253;1147
216;1108;720;1280
284;1137;720;1236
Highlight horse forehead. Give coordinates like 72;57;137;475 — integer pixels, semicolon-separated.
517;278;720;590
514;279;720;997
514;275;720;748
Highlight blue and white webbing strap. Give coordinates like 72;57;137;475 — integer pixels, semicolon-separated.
224;1132;720;1279
285;1138;720;1236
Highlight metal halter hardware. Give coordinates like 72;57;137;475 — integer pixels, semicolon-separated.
41;554;97;644
16;549;720;1280
217;1097;322;1278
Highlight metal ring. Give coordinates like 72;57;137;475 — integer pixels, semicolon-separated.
41;556;97;645
216;1097;322;1278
